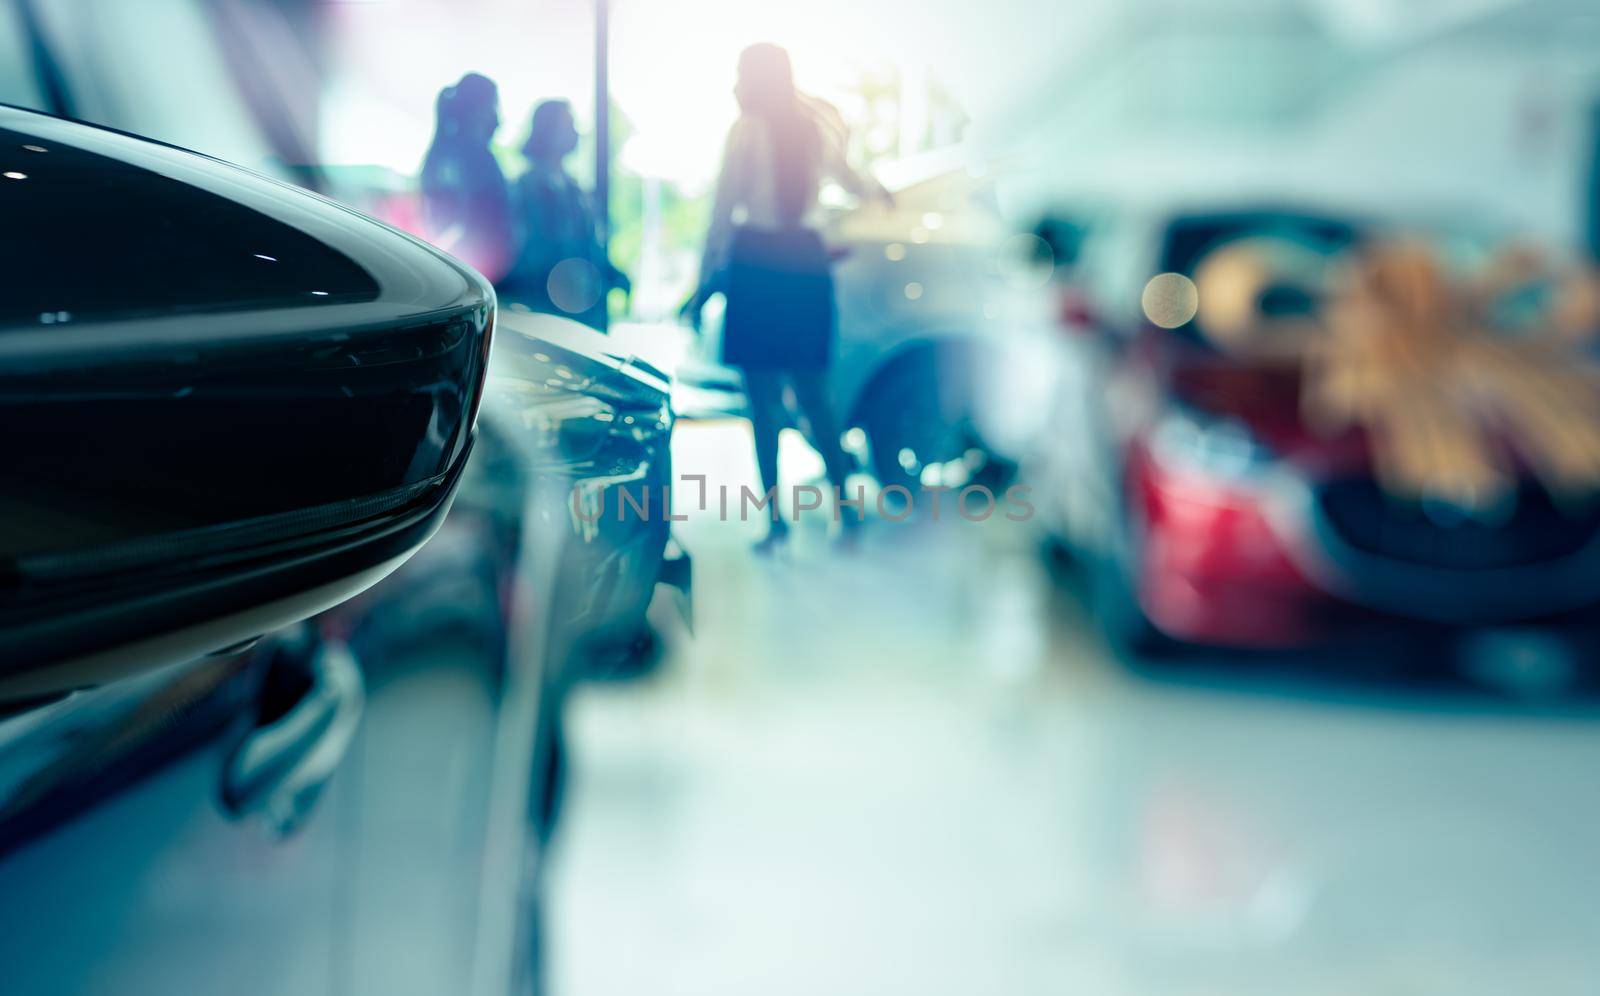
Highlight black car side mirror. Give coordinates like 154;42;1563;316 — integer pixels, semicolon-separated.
0;107;494;700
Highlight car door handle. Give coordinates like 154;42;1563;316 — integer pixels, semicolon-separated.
220;631;364;837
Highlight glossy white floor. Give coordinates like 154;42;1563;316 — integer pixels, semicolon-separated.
548;420;1600;995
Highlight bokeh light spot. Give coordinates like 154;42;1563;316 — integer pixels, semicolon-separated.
549;258;603;315
1141;272;1200;329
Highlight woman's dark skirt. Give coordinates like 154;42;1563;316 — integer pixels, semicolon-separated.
722;226;835;370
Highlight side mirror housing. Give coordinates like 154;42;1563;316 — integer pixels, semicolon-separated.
0;107;494;699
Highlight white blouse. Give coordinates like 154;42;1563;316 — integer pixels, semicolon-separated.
699;102;877;283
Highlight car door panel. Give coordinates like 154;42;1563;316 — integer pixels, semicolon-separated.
0;648;344;996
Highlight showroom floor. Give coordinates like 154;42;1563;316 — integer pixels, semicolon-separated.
547;420;1600;996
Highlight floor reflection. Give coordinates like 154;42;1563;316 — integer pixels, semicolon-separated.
549;421;1600;996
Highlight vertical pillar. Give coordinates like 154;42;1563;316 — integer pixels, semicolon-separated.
592;0;608;331
594;0;612;331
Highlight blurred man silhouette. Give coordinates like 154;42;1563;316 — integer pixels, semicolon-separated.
683;43;890;553
503;99;630;331
420;72;514;282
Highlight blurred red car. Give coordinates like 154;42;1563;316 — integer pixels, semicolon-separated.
1036;204;1600;659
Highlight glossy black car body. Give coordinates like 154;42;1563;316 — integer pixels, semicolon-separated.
0;11;682;991
0;307;676;995
1;107;493;688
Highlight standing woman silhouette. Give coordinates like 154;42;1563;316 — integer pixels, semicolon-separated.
420;73;514;283
684;43;890;552
503;99;630;330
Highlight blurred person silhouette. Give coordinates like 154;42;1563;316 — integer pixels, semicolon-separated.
420;73;514;282
502;99;630;331
682;43;891;553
